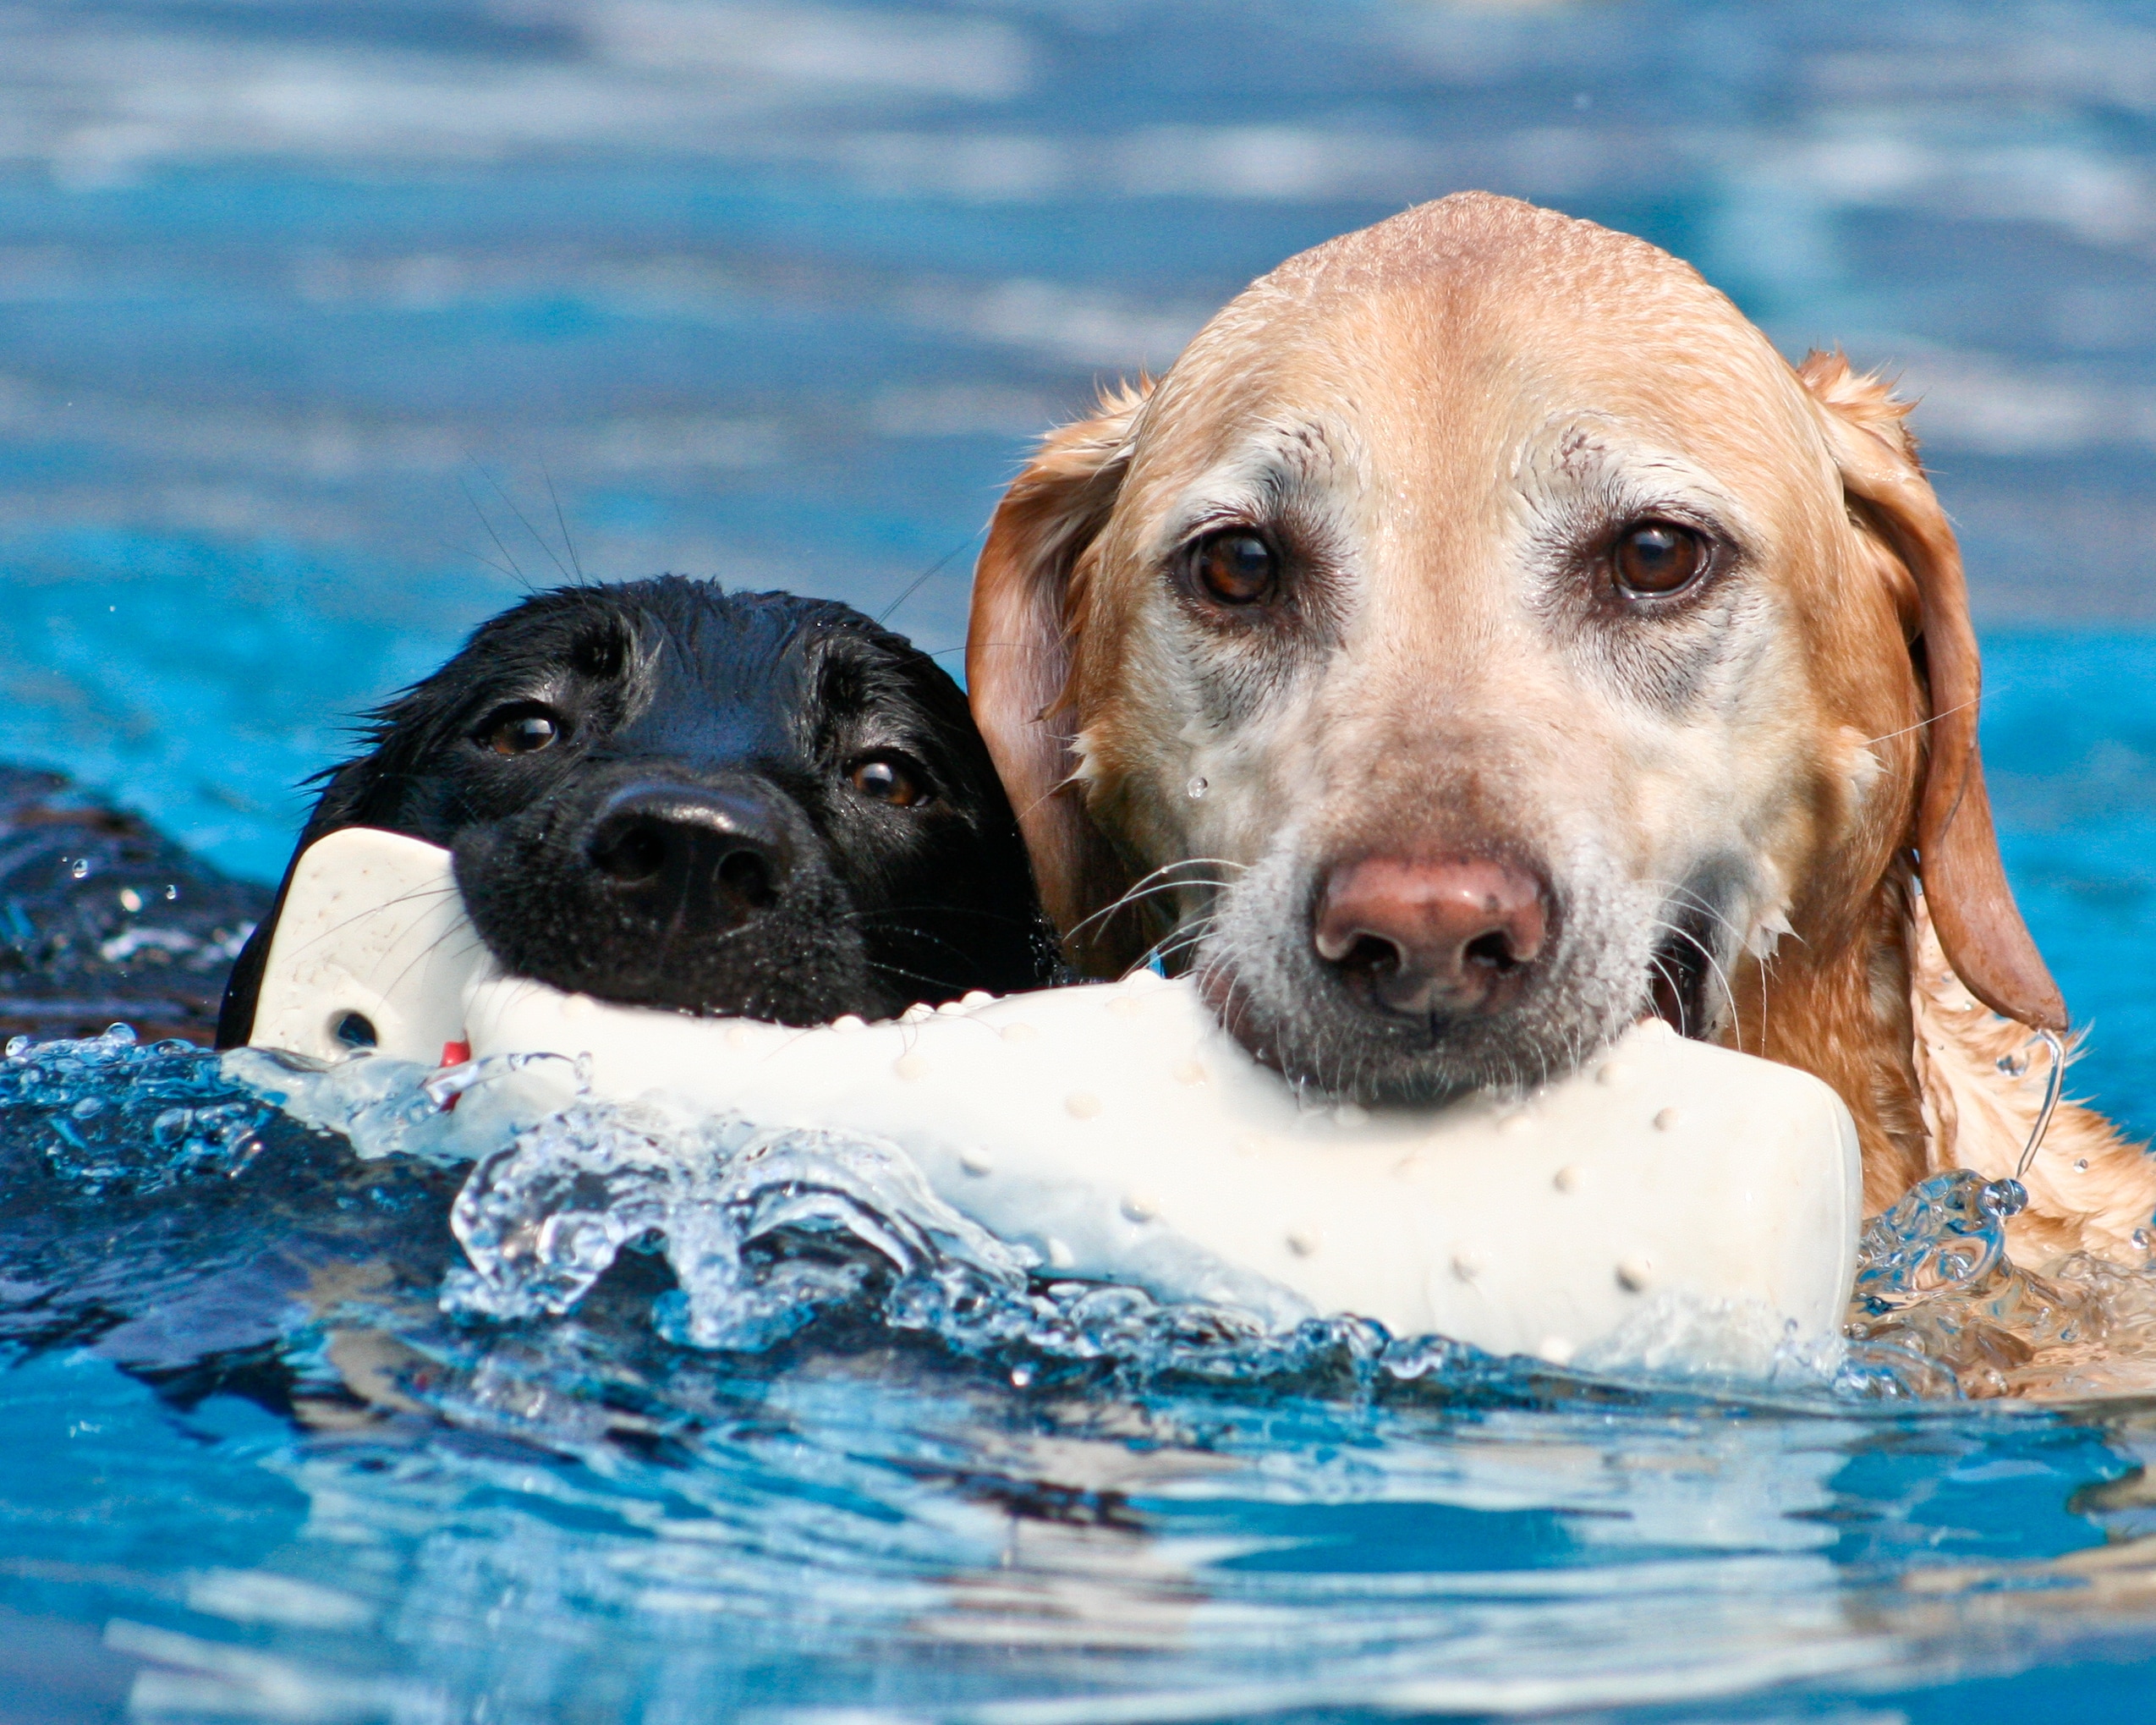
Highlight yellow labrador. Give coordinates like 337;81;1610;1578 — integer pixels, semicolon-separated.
968;191;2153;1263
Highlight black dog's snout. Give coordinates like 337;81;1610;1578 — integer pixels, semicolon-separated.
584;783;793;926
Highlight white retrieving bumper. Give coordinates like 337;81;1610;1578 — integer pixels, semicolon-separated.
247;827;1863;1364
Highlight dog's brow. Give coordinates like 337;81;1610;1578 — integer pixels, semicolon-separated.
1517;419;1753;537
1161;418;1345;544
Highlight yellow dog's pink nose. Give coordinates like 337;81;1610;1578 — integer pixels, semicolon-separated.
1314;855;1549;1017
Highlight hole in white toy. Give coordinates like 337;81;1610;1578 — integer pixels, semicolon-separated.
332;1010;378;1051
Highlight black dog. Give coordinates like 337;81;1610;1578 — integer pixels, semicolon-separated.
217;579;1057;1046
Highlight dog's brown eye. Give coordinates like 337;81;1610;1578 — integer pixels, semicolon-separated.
481;707;562;755
1193;530;1278;605
849;755;930;808
1612;522;1709;596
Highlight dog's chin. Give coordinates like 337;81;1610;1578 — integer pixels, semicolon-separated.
453;827;898;1026
1194;941;1640;1107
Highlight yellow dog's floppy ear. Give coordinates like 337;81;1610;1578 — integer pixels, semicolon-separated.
1798;350;2066;1033
967;382;1151;973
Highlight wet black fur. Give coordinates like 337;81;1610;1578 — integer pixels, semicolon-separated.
217;579;1056;1046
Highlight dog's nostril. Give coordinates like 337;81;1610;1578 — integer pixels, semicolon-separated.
716;844;776;909
590;817;669;885
1463;930;1517;971
1336;933;1404;981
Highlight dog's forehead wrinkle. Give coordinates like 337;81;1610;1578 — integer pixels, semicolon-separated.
594;607;839;774
1517;418;1758;532
1156;417;1356;543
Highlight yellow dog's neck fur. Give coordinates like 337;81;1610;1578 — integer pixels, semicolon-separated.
1907;894;2153;1264
1736;871;2153;1263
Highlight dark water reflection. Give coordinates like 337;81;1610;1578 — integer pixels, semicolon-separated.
5;5;2156;1721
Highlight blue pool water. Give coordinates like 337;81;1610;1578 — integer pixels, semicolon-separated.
8;2;2156;1719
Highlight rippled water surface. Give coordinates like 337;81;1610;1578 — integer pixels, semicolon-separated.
8;2;2156;1720
6;1027;2156;1724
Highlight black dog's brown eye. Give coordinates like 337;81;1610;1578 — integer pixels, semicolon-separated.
1193;530;1278;605
480;706;562;755
849;756;929;807
1612;522;1709;597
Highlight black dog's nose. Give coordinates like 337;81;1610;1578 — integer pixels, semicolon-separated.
584;783;792;929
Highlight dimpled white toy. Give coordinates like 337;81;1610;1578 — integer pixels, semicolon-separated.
245;827;1863;1364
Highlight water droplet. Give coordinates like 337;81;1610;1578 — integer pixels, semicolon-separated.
829;1014;866;1036
1451;1249;1485;1283
2076;1158;2090;1173
891;1053;930;1082
1172;1059;1207;1086
1286;1228;1319;1258
1553;1165;1584;1194
1065;1090;1102;1119
117;887;143;914
68;858;89;881
1185;776;1208;800
1616;1255;1654;1293
1009;1363;1034;1388
1121;1190;1157;1222
959;1147;994;1177
1537;1336;1576;1366
1595;1061;1630;1088
1653;1106;1682;1131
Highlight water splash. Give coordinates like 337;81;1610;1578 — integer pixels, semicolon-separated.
443;1095;1037;1353
221;1043;563;1166
8;1028;2150;1401
1854;1170;2015;1313
435;1085;1482;1388
0;1025;280;1194
1844;1168;2156;1398
232;1048;2156;1398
